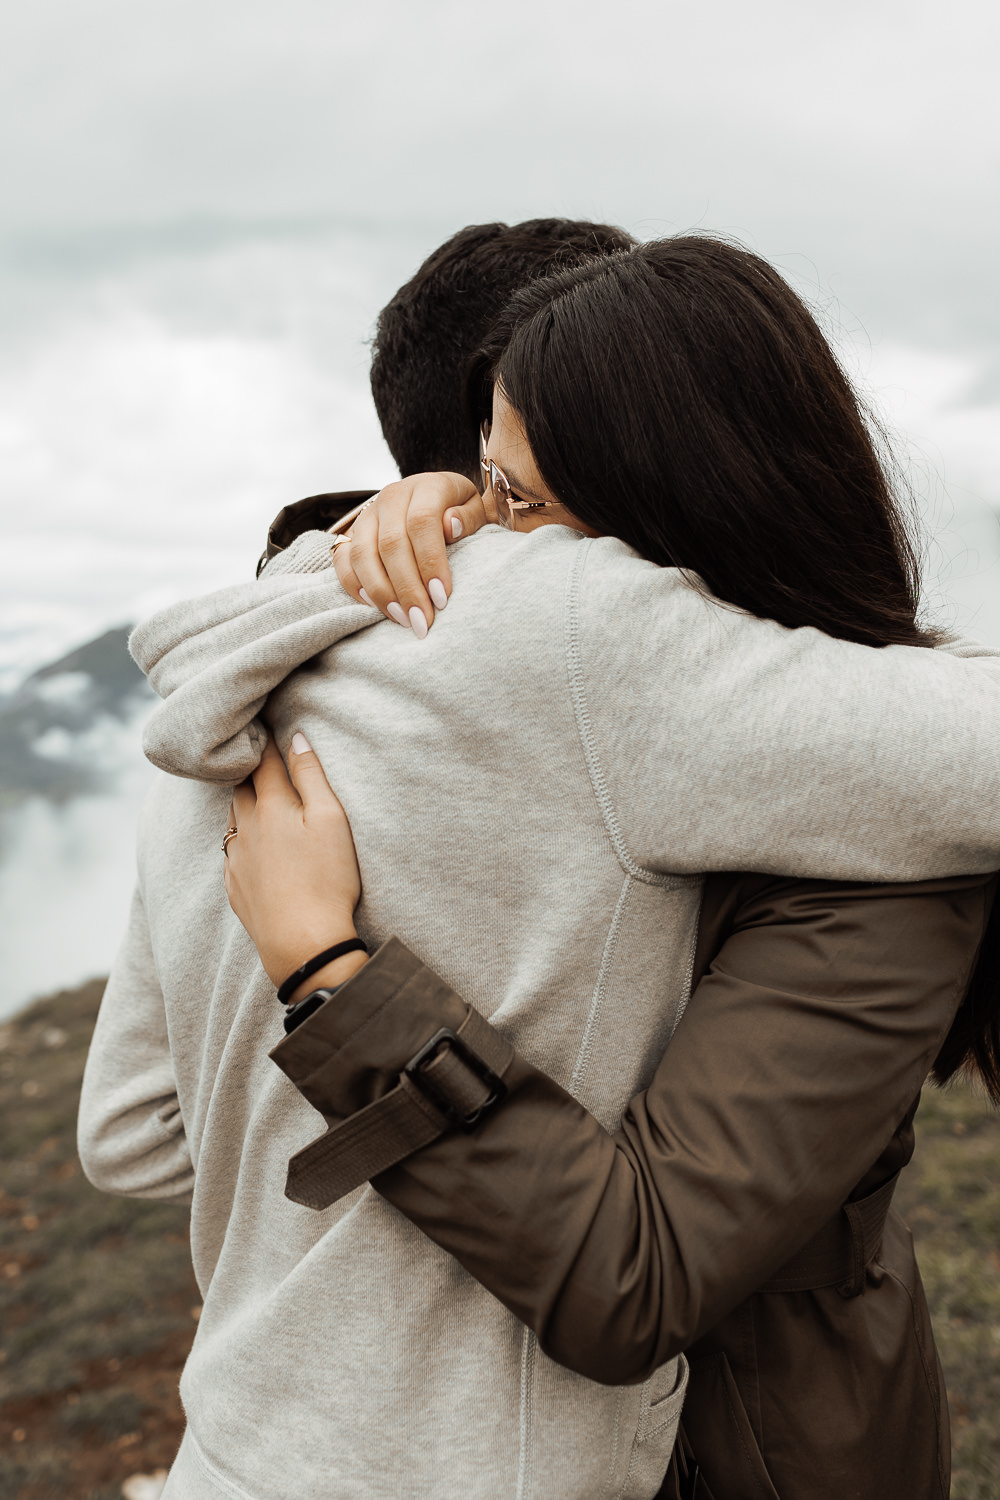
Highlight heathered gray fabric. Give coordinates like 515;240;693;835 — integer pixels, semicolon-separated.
80;524;1000;1500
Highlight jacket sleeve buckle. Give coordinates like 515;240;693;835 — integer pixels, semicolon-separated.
404;1026;508;1132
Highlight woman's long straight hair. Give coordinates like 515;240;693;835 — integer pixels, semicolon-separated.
473;233;999;1101
476;235;937;648
932;886;1000;1106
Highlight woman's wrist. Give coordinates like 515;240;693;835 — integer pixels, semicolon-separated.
265;911;360;990
285;949;369;1007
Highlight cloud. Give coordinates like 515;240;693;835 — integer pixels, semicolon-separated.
0;0;998;1013
0;232;399;682
2;0;998;365
2;2;997;254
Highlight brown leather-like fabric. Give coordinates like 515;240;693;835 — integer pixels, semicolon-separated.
679;1208;950;1500
255;489;378;575
273;872;996;1498
272;938;471;1115
277;985;516;1209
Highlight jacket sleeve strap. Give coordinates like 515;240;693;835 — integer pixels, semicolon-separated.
284;1004;514;1210
756;1170;899;1296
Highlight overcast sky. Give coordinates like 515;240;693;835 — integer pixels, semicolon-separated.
1;0;999;679
2;0;996;333
1;0;998;1010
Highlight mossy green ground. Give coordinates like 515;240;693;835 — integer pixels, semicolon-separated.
0;981;197;1499
2;979;998;1497
896;1079;1000;1499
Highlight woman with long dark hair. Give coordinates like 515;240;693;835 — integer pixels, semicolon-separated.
242;239;1000;1495
338;235;940;649
82;237;1000;1500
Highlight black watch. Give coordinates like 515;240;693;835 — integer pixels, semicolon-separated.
282;986;345;1035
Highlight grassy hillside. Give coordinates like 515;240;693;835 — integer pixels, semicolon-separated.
897;1080;1000;1499
1;979;998;1498
0;981;197;1500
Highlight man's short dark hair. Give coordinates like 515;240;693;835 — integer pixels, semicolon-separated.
370;219;635;481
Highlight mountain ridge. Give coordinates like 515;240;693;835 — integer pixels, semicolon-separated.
0;628;152;807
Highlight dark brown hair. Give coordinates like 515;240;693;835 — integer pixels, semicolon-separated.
932;889;1000;1106
478;233;999;1102
478;235;936;648
370;218;635;481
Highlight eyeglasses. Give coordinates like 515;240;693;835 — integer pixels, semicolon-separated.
479;421;560;531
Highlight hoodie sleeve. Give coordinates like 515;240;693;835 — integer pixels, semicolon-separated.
567;540;1000;881
257;528;341;577
129;562;380;784
77;885;194;1204
130;524;1000;875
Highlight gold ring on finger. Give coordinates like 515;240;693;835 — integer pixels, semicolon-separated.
222;827;239;857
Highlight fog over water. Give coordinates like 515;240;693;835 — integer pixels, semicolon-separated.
1;0;998;1014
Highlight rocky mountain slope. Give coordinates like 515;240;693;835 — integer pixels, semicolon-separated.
0;628;152;810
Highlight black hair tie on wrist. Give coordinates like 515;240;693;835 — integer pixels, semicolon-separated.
276;938;369;1005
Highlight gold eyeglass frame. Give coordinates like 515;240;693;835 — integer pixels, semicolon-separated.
479;421;559;530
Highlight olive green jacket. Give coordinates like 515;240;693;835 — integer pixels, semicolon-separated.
272;871;996;1500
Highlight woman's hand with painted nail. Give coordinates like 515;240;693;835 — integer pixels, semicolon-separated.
223;733;367;999
331;473;489;633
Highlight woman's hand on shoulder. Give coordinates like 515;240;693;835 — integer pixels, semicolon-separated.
332;472;489;634
223;733;367;1002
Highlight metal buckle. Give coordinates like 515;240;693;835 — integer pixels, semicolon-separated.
404;1027;507;1132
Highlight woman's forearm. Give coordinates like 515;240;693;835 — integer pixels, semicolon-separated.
271;870;994;1382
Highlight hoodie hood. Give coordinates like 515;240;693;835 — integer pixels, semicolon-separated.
130;544;379;783
130;520;1000;889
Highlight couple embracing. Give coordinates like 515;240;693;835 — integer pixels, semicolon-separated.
81;218;1000;1500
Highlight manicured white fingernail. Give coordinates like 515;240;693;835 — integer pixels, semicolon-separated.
409;606;428;639
428;578;448;610
450;517;463;539
386;602;408;627
359;588;374;606
291;732;311;754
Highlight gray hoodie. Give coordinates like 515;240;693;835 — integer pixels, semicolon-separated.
79;525;1000;1500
